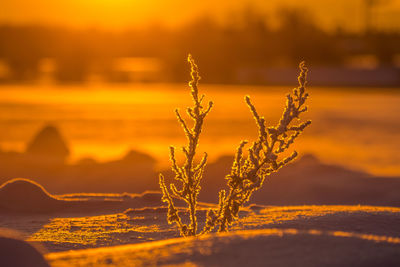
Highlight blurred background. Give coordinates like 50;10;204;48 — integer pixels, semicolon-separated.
0;0;399;198
1;0;400;84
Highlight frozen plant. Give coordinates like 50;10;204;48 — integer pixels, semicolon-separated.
160;56;311;236
159;54;213;237
203;61;311;233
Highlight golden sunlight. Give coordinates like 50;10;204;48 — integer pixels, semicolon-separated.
0;0;400;266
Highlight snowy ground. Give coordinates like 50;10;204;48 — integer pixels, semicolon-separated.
1;190;400;266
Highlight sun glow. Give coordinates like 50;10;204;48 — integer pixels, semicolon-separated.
3;0;399;31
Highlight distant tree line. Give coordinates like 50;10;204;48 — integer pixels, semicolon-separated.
0;8;399;83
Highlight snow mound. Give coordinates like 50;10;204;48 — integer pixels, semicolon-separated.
0;229;49;267
0;178;63;212
26;124;69;162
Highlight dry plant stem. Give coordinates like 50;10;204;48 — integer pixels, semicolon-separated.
160;56;311;237
159;54;213;237
203;61;311;233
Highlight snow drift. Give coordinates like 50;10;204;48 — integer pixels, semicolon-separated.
0;178;63;213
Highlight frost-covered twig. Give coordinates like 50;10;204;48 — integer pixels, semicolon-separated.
159;54;213;237
202;61;311;233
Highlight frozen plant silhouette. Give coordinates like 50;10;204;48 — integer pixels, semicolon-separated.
160;55;311;236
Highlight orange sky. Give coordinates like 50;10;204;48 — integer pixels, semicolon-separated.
1;0;400;31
